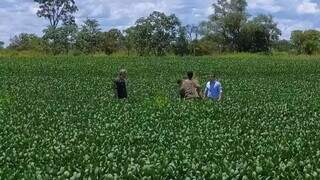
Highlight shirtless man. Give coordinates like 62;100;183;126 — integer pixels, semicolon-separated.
180;71;202;100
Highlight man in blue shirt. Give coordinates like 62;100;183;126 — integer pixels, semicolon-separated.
204;74;223;101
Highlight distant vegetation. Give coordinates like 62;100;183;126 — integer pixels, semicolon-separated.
1;0;320;56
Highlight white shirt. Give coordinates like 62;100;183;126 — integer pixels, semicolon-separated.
204;80;222;99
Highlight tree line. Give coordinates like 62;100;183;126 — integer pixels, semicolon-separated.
1;0;320;55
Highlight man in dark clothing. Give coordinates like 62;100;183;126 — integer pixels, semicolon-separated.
114;69;128;99
177;79;185;99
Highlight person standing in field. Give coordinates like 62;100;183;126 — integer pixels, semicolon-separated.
176;76;187;99
204;74;223;101
180;71;202;100
114;69;128;99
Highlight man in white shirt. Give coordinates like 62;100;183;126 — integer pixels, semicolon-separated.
204;74;223;101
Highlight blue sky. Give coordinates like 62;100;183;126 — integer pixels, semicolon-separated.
1;0;320;46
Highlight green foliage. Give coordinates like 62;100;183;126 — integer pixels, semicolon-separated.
8;33;43;51
273;40;291;52
291;30;304;54
103;29;124;55
192;38;221;56
239;15;281;53
43;23;78;54
252;15;281;42
128;11;181;56
34;0;78;28
291;30;320;55
210;0;248;51
173;27;189;56
1;55;320;179
76;19;102;54
123;27;136;56
200;0;281;54
243;15;280;52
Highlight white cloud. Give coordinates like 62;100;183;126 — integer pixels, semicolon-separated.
276;18;314;39
0;1;47;46
297;0;320;14
247;0;282;13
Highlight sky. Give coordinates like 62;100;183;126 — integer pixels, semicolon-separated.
0;0;320;46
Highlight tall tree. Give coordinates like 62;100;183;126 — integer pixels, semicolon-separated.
148;11;181;56
252;15;281;49
290;30;320;55
186;24;200;55
34;0;78;28
123;27;136;56
127;11;181;56
239;15;281;52
76;19;102;54
103;29;124;55
129;17;153;56
291;30;303;54
174;27;189;56
210;0;248;51
42;22;78;54
301;30;320;55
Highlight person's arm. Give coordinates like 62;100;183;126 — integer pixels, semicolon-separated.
196;85;203;98
125;80;128;99
218;91;223;101
113;80;118;98
204;86;208;98
218;84;223;101
179;88;185;99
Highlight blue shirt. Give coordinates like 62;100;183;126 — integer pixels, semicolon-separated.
205;80;222;100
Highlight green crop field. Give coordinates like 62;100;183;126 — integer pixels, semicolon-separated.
1;54;320;179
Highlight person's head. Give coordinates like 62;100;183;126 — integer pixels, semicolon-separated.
118;69;127;80
187;71;194;80
209;74;217;81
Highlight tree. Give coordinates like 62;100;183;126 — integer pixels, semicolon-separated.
123;27;136;56
290;30;320;55
209;0;248;51
301;30;320;55
174;27;189;56
0;41;4;49
104;29;124;55
291;30;303;54
34;0;78;28
8;33;43;51
148;11;181;55
76;19;102;54
128;18;152;56
186;24;199;42
193;36;222;56
273;40;291;52
42;22;78;54
127;11;181;56
252;15;281;51
186;24;200;56
239;15;281;53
